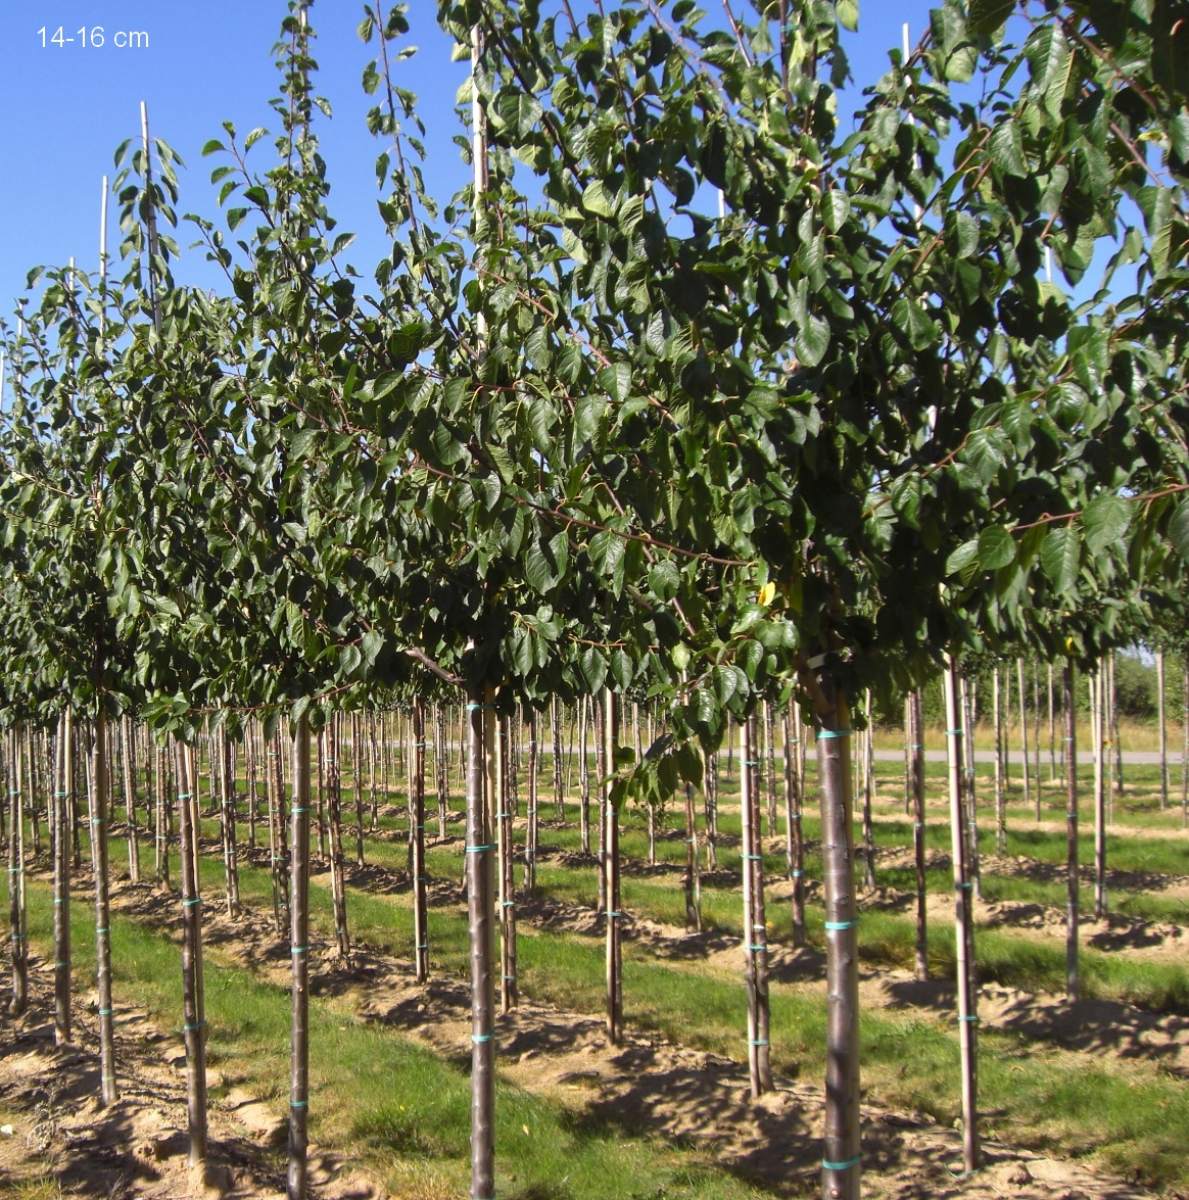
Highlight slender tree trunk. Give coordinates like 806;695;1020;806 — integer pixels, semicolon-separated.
993;668;1006;854
412;701;429;982
603;690;623;1043
943;660;979;1173
220;728;240;916
1181;661;1188;827
684;775;701;931
435;705;448;839
525;711;539;887
495;713;518;1013
763;699;778;837
9;728;28;1016
782;704;805;947
960;675;980;899
90;714;118;1104
578;699;591;856
288;716;310;1200
121;716;140;883
551;696;564;821
326;719;350;959
465;681;496;1200
352;713;365;866
596;698;608;913
175;742;207;1171
1109;650;1123;806
246;720;258;851
1063;667;1079;1000
910;691;928;982
1018;657;1033;820
1156;649;1167;810
1047;662;1057;782
741;716;772;1098
54;711;73;1042
809;669;860;1200
703;752;719;870
1093;664;1108;919
860;692;876;890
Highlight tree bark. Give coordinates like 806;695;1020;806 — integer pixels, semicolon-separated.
603;690;623;1044
91;714;118;1103
741;716;772;1098
943;660;979;1173
175;740;207;1168
809;668;860;1200
909;691;928;982
54;711;72;1042
465;681;496;1200
1063;667;1079;1000
288;716;310;1200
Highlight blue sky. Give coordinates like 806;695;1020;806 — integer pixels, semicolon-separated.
0;1;950;310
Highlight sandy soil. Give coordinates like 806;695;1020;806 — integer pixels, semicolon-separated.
0;943;383;1199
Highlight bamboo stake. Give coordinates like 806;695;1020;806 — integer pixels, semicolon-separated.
411;701;429;981
604;689;623;1043
741;715;772;1097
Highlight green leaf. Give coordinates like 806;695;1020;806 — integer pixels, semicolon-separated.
1169;499;1189;562
1082;494;1131;554
581;180;616;218
989;120;1027;177
1040;524;1082;594
837;0;859;32
946;538;979;578
977;525;1016;570
969;0;1012;35
795;313;831;368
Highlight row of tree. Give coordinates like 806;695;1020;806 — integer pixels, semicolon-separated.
1;2;1185;1197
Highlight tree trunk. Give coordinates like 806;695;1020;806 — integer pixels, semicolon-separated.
909;691;928;982
495;713;518;1013
1093;664;1108;919
943;661;979;1173
326;718;350;959
603;690;623;1043
352;713;365;866
992;668;1006;854
175;741;208;1171
1109;650;1123;806
960;675;980;899
54;711;73;1042
121;716;140;883
860;692;876;891
220;728;240;916
1156;649;1167;810
526;710;539;887
288;716;310;1200
782;704;805;947
1018;657;1033;820
809;669;860;1200
465;682;496;1200
578;699;590;856
740;716;772;1098
411;701;429;982
90;714;118;1104
9;728;28;1016
551;696;564;821
1063;667;1079;1000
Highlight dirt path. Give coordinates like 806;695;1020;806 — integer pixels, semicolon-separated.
0;942;382;1199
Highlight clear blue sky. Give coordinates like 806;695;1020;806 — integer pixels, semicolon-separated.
0;1;958;309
